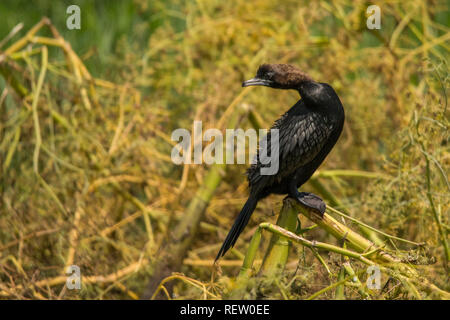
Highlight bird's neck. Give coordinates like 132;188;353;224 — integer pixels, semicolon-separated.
296;82;345;124
296;81;321;103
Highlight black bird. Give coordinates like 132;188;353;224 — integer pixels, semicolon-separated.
216;64;345;261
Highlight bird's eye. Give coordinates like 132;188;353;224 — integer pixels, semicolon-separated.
266;71;275;79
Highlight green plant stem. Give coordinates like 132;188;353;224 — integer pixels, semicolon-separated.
258;199;298;278
288;198;395;263
238;227;262;279
342;261;370;299
327;206;425;246
335;266;346;300
420;141;449;268
309;178;386;247
258;222;376;265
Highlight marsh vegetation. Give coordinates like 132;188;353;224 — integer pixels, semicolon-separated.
0;0;448;299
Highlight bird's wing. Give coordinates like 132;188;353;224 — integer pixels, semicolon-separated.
247;112;332;192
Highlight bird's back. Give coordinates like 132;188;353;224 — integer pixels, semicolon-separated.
247;98;342;197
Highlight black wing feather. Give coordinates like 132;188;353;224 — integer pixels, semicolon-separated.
247;111;332;194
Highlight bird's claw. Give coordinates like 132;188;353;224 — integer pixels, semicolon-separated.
295;192;326;216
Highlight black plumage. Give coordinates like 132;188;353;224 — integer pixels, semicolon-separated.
216;64;345;261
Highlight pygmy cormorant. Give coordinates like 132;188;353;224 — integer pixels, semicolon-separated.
216;64;345;260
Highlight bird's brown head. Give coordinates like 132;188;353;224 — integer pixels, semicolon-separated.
242;64;314;90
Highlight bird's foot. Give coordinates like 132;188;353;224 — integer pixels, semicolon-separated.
295;192;326;216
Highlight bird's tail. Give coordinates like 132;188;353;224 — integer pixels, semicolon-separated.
215;195;258;261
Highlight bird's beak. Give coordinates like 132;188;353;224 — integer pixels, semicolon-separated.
242;78;274;87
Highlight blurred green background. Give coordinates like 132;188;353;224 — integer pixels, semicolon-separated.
1;0;446;76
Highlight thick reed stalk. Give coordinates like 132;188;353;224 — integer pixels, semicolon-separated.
309;178;386;247
289;198;397;264
258;198;298;277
